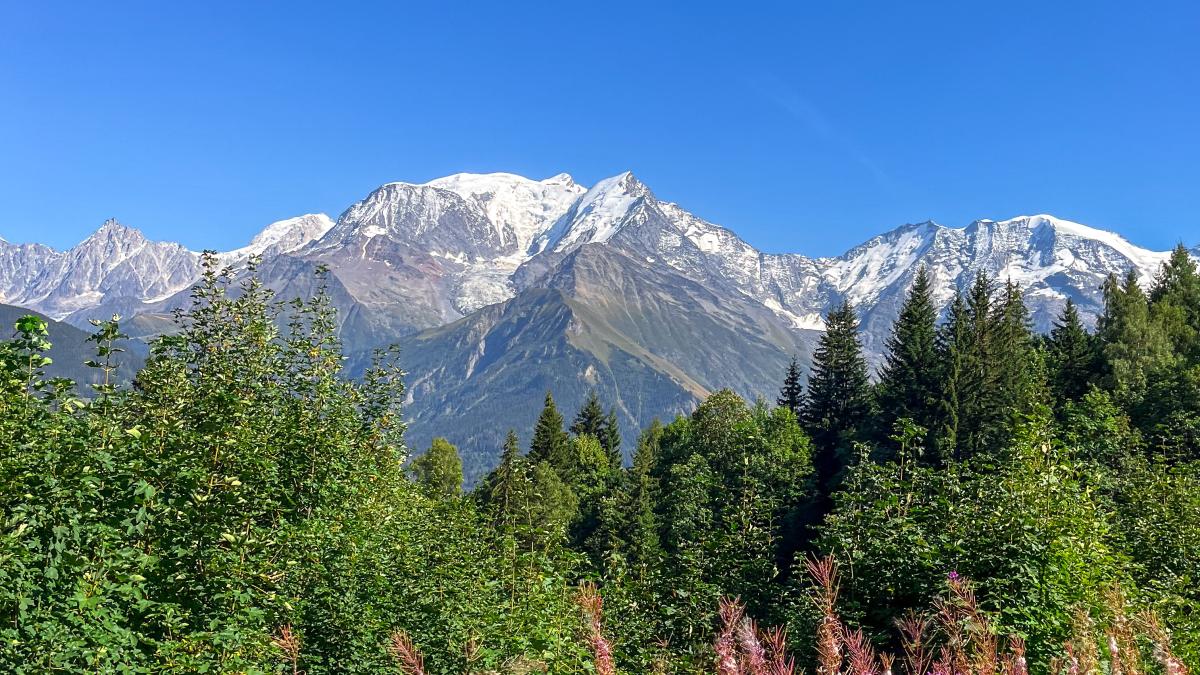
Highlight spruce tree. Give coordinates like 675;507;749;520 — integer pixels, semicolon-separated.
603;407;622;467
934;291;969;465
777;355;805;419
1098;270;1176;398
475;430;528;530
958;273;1001;460
1150;244;1200;312
1048;299;1098;402
875;265;939;450
529;391;570;470
802;301;873;500
1150;244;1200;360
990;280;1044;432
571;390;606;439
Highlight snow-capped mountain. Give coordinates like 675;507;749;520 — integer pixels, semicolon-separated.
220;214;335;263
0;215;334;323
10;172;1171;342
299;172;585;323
827;215;1175;351
527;175;1178;354
0;220;202;320
2;171;1191;479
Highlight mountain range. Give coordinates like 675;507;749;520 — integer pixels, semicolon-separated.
3;171;1194;480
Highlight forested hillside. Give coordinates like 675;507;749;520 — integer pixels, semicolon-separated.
1;249;1198;673
0;303;145;385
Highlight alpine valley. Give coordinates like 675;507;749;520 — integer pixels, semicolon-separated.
3;171;1194;480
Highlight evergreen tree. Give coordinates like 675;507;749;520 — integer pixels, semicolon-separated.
990;279;1044;431
934;292;969;465
1150;243;1200;312
525;461;579;550
802;301;873;500
476;430;529;531
875;265;939;451
571;390;606;439
624;421;663;568
570;391;622;466
777;355;805;419
603;407;622;467
529;390;571;471
1047;299;1098;403
409;437;464;498
957;272;1000;459
1097;270;1176;398
1150;244;1200;360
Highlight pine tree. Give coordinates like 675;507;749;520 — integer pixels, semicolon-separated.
934;291;969;465
802;301;873;500
409;437;463;498
957;273;1001;459
529;390;570;470
479;430;529;531
603;407;622;467
777;355;805;419
990;279;1044;434
571;390;606;439
1098;270;1176;398
571;391;621;467
875;265;939;450
1048;299;1098;402
1150;244;1200;361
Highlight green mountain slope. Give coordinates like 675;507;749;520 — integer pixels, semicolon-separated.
0;304;146;387
391;244;819;483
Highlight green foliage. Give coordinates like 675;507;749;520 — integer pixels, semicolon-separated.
605;391;814;664
934;291;969;464
1098;270;1177;399
0;259;588;673
1058;387;1141;465
410;437;464;498
802;301;873;499
528;391;569;469
776;355;805;419
1133;363;1200;461
4;253;1200;672
875;266;941;454
1047;299;1100;403
569;390;623;468
820;408;1126;663
1107;456;1200;665
1150;244;1200;361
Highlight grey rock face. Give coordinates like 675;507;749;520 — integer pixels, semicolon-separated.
0;220;202;322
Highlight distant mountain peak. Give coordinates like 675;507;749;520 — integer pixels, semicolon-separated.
220;213;334;262
84;218;147;244
423;172;585;251
547;171;652;252
541;172;577;187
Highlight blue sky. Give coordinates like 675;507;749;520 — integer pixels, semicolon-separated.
1;1;1197;255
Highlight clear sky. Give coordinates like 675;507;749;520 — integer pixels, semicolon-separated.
2;1;1197;255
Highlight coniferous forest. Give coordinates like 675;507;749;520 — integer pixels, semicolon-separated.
2;249;1199;674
